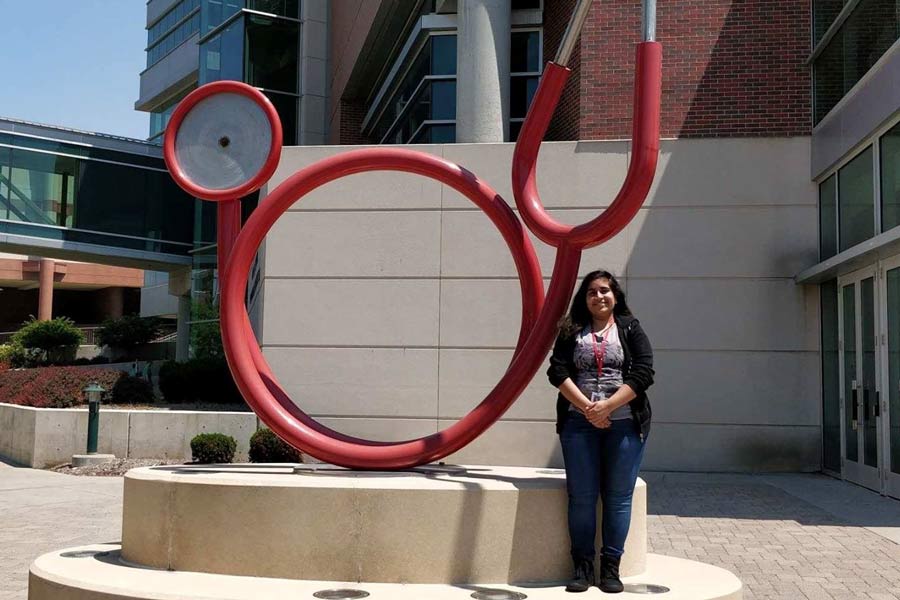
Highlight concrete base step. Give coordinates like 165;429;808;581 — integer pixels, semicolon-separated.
29;544;742;600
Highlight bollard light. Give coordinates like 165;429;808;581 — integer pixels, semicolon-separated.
83;382;105;454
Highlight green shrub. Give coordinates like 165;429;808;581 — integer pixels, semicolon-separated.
0;343;25;367
11;317;83;364
109;375;154;406
0;367;153;408
190;433;236;464
158;358;243;404
95;315;160;350
249;428;302;463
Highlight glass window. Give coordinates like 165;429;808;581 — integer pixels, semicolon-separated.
813;0;846;46
147;0;200;68
510;76;539;119
813;0;900;124
5;150;77;227
245;15;299;93
881;122;900;232
247;0;299;18
820;174;837;259
511;31;540;73
821;279;840;473
838;146;874;251
203;0;242;34
200;16;244;84
431;35;457;75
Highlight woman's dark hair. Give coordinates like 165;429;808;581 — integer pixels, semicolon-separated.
560;270;631;336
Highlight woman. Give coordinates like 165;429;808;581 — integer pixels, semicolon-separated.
547;270;654;593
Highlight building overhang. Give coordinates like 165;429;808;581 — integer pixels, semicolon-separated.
0;232;191;273
795;228;900;284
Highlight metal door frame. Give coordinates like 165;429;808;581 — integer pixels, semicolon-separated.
838;265;882;492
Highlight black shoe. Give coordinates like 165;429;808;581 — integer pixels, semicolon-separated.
565;558;594;593
598;554;624;593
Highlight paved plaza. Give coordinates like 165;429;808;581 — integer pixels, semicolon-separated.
3;460;900;599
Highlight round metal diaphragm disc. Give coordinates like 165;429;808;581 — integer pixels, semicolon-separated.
174;92;272;191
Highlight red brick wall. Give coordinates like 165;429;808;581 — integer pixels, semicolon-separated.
338;99;373;145
578;0;811;140
543;0;580;141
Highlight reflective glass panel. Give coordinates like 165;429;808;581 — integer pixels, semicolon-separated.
246;15;299;93
882;122;900;232
813;0;900;124
813;0;846;46
822;280;841;473
843;283;859;462
862;277;878;468
888;268;900;475
200;16;244;84
203;0;242;34
820;174;837;259
248;0;299;18
6;150;77;227
431;34;457;75
838;147;874;252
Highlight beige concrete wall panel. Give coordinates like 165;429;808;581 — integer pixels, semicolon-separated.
441;141;629;210
649;138;815;207
265;211;441;277
32;409;130;468
313;417;437;443
262;279;440;346
642;424;821;472
441;420;562;467
268;146;442;210
439;279;533;348
652;350;821;426
263;347;439;417
126;412;255;461
438;349;555;420
627;279;816;352
626;207;818;278
441;210;629;278
0;404;36;466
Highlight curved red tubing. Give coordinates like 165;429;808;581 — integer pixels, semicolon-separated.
165;42;662;470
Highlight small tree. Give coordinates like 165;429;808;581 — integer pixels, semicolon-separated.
11;317;83;365
95;315;161;352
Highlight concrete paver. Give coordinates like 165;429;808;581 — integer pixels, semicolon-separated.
3;461;900;599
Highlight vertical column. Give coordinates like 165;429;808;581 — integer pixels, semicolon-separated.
176;295;191;362
455;0;511;143
37;258;55;321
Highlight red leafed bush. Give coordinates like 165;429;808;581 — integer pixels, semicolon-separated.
0;367;153;408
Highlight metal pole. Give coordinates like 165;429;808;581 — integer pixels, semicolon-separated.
643;0;657;42
555;0;593;67
87;398;99;454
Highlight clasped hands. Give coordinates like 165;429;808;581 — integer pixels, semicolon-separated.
582;399;613;429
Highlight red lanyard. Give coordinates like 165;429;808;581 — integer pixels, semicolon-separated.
590;321;613;375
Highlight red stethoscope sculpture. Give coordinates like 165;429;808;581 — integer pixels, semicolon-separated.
164;0;662;469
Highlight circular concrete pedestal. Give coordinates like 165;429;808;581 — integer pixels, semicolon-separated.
30;544;743;600
28;464;743;599
120;464;647;584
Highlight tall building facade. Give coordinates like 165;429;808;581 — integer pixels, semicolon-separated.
133;0;900;482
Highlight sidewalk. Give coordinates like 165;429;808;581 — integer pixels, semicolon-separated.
3;462;900;599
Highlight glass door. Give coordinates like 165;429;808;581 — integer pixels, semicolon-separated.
880;256;900;498
838;266;881;492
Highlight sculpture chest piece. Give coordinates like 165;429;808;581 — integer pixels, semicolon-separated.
163;0;662;470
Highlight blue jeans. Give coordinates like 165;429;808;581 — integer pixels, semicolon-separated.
559;413;646;562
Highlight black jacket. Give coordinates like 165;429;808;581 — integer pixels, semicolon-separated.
547;314;654;440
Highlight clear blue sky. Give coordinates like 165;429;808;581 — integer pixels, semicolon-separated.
0;1;149;140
